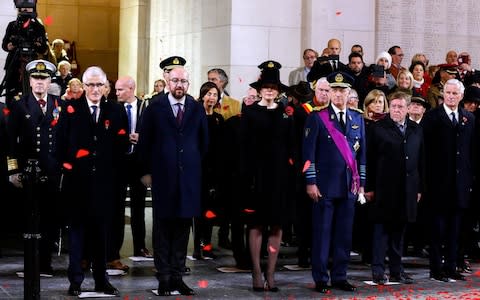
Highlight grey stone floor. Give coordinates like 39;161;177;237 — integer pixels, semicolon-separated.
1;208;480;299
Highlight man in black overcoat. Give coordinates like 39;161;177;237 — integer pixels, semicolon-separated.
365;91;425;284
420;78;475;282
139;67;208;296
55;66;128;296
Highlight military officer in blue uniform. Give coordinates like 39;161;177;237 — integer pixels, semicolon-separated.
6;59;63;276
302;71;366;293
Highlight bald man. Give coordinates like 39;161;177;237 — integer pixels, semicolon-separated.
106;77;150;272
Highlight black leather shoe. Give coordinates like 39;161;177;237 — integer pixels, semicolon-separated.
172;280;195;296
430;272;449;282
372;274;388;285
95;281;119;296
157;282;171;296
446;271;466;281
390;272;414;284
315;281;330;293
68;283;81;296
332;280;357;292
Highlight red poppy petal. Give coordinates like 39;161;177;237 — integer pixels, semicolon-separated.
50;119;58;127
63;162;73;170
197;280;208;289
75;149;90;158
67;106;75;113
205;210;216;219
118;129;126;135
202;244;212;251
243;208;255;213
3;107;10;116
268;245;277;253
302;160;311;173
288;158;294;165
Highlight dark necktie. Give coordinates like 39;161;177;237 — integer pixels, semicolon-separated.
91;105;98;123
338;111;346;132
176;103;184;125
38;99;46;114
332;60;337;71
398;124;405;135
126;104;132;134
451;112;458;127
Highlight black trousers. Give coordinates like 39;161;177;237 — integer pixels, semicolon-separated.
371;222;406;276
68;219;108;286
107;154;147;260
429;209;463;274
153;217;191;284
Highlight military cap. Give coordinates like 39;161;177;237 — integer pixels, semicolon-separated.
258;60;282;70
289;81;314;103
327;71;354;88
26;59;56;78
437;63;458;75
159;56;186;71
410;96;430;109
464;86;480;103
250;60;289;93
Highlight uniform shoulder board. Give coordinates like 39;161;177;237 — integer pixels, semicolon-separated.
312;104;328;111
348;107;363;114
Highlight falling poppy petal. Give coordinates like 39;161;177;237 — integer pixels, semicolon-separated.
288;158;294;165
198;280;208;288
63;162;73;170
67;105;75;113
3;107;10;116
118;129;126;135
202;244;212;251
243;208;255;213
268;245;277;253
205;210;216;219
76;149;90;158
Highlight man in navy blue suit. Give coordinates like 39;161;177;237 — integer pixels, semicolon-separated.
139;67;208;296
303;71;366;293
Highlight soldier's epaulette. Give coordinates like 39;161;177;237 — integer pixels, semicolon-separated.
348;107;363;114
312;104;328;111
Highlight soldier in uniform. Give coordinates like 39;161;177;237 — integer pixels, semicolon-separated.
6;59;63;276
303;71;366;293
55;66;128;296
427;64;458;109
142;56;187;109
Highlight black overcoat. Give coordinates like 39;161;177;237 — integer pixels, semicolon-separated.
366;115;425;223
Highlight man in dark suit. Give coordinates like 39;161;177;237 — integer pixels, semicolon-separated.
109;76;150;264
139;67;208;296
307;39;348;83
7;59;62;277
55;66;128;296
303;71;366;293
421;78;475;282
365;91;425;285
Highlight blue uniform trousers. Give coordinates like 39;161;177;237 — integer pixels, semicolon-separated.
311;195;355;283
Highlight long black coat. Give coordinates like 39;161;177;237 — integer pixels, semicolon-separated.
366;116;425;223
55;96;128;222
138;94;208;219
420;105;475;210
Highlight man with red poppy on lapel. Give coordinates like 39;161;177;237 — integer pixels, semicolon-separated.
55;66;128;296
6;59;63;277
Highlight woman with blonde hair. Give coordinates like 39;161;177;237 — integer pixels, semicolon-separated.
62;78;83;101
363;89;388;126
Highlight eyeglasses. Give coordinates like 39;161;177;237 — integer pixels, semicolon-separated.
85;83;105;88
170;78;189;85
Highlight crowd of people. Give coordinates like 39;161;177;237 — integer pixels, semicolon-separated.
2;28;480;297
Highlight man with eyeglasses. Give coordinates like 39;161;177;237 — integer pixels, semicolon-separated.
55;66;129;296
139;67;208;296
7;59;63;280
388;45;406;80
289;48;318;85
